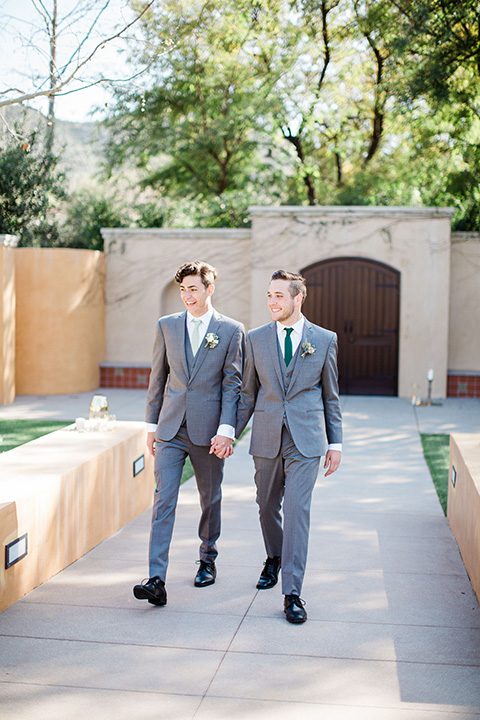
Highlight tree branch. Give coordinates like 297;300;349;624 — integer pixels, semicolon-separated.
0;0;156;109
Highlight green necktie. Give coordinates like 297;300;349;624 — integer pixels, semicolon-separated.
284;327;294;366
191;319;202;355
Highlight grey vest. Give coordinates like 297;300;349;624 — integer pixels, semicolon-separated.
276;335;300;394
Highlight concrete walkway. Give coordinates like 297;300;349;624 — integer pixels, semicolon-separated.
1;392;480;719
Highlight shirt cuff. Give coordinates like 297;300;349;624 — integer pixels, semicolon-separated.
146;423;157;433
328;443;342;451
216;424;235;440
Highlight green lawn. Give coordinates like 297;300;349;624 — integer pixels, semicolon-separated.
0;419;72;453
420;433;450;515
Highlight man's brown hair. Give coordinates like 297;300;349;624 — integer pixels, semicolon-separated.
175;261;217;288
271;269;307;303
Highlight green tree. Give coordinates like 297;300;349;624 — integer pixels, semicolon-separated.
102;0;480;229
104;0;285;203
388;0;480;105
0;132;65;246
62;187;130;250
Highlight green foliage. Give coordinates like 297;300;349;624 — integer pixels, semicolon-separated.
62;187;130;250
105;0;285;204
0;132;65;246
98;0;480;229
421;434;450;515
0;420;70;454
389;0;480;105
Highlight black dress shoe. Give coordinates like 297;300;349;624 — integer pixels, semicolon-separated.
133;576;167;606
194;560;216;587
256;556;281;589
284;594;307;624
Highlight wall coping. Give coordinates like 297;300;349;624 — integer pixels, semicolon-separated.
101;228;252;242
248;205;456;218
100;362;150;368
451;232;480;242
0;234;19;247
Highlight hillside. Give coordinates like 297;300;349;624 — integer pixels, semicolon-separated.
0;105;106;189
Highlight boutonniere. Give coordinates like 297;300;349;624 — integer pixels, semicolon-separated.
205;332;220;349
301;341;316;358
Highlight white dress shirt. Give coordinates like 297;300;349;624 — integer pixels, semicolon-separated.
277;315;342;453
146;307;235;439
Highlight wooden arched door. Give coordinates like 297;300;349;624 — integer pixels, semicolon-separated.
301;258;400;395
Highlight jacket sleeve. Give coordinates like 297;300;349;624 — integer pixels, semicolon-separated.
236;333;259;438
219;323;245;428
145;320;170;425
321;333;343;445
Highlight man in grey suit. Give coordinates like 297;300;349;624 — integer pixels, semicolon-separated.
237;269;342;624
133;261;244;606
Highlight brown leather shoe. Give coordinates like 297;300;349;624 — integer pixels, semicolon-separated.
284;594;307;624
133;576;167;606
194;560;216;587
256;556;281;589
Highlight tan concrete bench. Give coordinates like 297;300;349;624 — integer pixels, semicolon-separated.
0;422;153;612
448;433;480;603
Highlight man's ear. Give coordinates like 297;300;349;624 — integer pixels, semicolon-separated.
207;284;215;297
295;293;303;307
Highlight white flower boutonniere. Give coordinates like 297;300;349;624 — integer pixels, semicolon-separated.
205;333;220;349
301;341;316;358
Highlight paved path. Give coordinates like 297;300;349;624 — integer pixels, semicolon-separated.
1;393;480;719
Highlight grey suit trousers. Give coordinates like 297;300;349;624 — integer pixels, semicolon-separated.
253;423;321;595
149;425;225;580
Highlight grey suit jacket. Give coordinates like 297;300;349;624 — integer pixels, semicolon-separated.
236;319;342;459
146;310;245;446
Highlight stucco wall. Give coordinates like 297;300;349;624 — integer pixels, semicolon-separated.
248;206;453;398
448;433;480;603
0;422;153;612
0;238;17;405
103;228;251;365
15;248;105;395
101;207;479;399
448;234;480;372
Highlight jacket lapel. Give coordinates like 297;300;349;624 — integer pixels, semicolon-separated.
267;322;284;391
188;312;222;382
286;319;314;395
178;311;189;379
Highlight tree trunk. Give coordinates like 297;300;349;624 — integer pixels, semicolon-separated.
46;0;58;155
283;128;316;205
364;42;385;164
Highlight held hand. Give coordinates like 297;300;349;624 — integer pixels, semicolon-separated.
324;449;341;477
146;431;156;457
210;435;234;459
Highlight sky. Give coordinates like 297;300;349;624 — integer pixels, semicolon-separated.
0;0;141;123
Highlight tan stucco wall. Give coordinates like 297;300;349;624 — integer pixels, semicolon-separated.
0;237;17;405
448;434;480;603
102;206;467;398
248;206;453;398
0;422;154;612
103;229;251;364
15;248;105;395
448;234;480;372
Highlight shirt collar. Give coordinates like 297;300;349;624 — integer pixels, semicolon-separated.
187;307;214;326
276;314;305;338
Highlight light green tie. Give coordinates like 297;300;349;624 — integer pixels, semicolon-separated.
284;327;293;366
191;319;202;355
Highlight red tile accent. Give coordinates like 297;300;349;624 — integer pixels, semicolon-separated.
100;365;151;389
447;373;480;398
